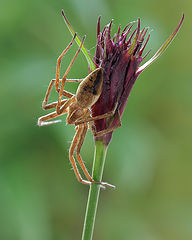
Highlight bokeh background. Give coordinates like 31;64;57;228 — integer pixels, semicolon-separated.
0;0;191;239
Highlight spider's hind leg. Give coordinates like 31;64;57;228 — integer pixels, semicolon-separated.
76;123;92;182
73;123;115;189
69;124;92;186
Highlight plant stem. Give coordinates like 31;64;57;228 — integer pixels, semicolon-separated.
82;140;108;240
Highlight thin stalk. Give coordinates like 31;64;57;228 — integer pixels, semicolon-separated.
82;140;108;240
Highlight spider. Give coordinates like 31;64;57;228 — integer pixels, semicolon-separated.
38;34;121;189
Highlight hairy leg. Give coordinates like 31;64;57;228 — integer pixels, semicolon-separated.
94;121;121;137
58;96;76;114
38;109;67;126
57;36;86;114
55;33;77;92
43;98;68;111
75;103;119;125
69;124;92;186
76;123;93;181
93;111;122;137
76;123;116;188
42;78;83;110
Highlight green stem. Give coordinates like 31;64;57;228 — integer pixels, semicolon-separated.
82;140;108;240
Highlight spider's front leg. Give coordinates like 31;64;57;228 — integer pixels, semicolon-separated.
37;108;68;126
42;33;83;111
56;36;86;114
42;79;82;110
55;33;77;93
38;95;78;126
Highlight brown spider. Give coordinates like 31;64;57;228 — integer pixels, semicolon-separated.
38;34;121;188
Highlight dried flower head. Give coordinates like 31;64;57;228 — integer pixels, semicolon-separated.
62;11;184;146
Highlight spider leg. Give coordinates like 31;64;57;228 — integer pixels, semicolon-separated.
75;111;114;125
75;102;118;125
69;124;112;189
42;33;82;111
94;121;121;137
43;98;68;110
42;78;83;110
57;36;86;114
93;111;122;137
55;33;77;92
39;96;76;126
69;124;92;186
58;96;76;114
37;109;67;126
76;123;116;189
75;106;122;138
76;123;92;181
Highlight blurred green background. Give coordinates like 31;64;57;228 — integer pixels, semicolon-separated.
0;0;191;239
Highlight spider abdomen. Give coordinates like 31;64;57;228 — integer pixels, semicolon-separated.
76;68;103;108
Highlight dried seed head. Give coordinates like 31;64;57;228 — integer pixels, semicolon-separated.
91;15;184;145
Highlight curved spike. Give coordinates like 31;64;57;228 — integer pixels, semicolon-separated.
61;10;96;71
139;34;150;56
121;24;134;44
97;16;101;37
121;23;131;36
137;14;184;74
115;24;121;43
127;18;140;55
126;28;137;45
142;28;149;41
